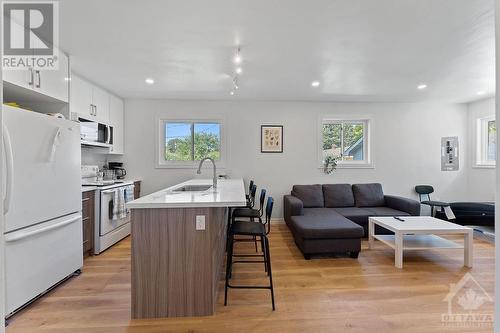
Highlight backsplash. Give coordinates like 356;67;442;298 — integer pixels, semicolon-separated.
81;147;123;169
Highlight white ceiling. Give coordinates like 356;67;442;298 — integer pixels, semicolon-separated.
59;0;495;103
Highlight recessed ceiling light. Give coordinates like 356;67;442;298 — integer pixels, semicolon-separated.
311;81;320;87
230;91;235;96
64;77;71;81
417;84;427;90
145;78;155;85
233;55;242;64
235;67;243;75
477;91;486;95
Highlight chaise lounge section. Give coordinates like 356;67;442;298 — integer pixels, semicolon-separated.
284;183;421;259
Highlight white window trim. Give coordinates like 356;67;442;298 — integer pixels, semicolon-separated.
318;116;374;169
474;116;496;168
156;118;227;169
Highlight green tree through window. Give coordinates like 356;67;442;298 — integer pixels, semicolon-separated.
165;122;221;161
322;121;365;161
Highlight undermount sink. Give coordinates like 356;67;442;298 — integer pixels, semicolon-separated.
172;184;213;192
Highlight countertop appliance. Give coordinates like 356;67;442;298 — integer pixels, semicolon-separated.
81;165;134;254
79;117;113;148
3;105;83;317
108;162;127;180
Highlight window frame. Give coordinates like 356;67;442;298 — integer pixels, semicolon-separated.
318;117;373;169
475;116;496;168
156;118;226;169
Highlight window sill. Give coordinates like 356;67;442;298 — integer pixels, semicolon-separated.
318;163;374;170
156;162;226;170
472;164;496;169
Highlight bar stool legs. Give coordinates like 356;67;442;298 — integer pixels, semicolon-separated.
224;232;275;310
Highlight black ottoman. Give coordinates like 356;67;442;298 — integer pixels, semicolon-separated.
289;214;364;259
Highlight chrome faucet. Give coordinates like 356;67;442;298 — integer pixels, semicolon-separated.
197;157;217;189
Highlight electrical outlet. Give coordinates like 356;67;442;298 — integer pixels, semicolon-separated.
196;215;206;230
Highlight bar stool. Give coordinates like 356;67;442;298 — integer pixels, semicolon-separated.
227;180;256;243
245;180;255;204
233;188;266;221
224;197;275;310
247;184;257;208
231;188;266;252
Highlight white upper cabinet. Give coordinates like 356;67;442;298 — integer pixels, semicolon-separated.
70;74;93;119
91;86;110;124
70;74;109;123
36;49;70;102
109;94;124;155
3;18;69;102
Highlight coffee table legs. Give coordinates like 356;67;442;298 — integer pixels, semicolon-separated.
368;220;374;249
395;231;403;269
464;230;473;268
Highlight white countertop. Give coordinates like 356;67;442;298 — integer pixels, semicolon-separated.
81;186;97;193
126;178;247;209
81;178;142;193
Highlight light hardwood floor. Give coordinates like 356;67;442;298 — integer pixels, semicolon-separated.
6;224;495;333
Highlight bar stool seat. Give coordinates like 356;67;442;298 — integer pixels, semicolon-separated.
231;220;266;236
232;208;260;219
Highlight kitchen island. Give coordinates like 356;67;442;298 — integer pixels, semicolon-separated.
126;178;246;318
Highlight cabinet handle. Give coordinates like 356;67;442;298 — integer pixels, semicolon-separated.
82;197;91;202
89;104;93;116
35;70;41;88
28;68;34;86
94;105;97;116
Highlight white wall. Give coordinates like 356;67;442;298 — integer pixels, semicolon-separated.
467;97;496;201
124;99;470;218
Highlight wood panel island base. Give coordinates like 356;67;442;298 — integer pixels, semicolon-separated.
127;179;246;319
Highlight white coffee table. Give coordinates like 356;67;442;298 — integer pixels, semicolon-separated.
368;216;473;269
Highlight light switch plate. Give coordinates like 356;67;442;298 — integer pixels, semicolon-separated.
196;215;206;230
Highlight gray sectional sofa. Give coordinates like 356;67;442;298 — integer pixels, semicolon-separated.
283;183;420;259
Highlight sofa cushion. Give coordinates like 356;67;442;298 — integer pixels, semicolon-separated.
352;183;385;207
289;213;363;239
366;207;411;217
323;184;355;208
292;185;324;208
332;207;373;225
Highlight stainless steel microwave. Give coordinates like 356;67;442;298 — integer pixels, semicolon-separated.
79;118;113;148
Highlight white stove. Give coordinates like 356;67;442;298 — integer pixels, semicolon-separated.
81;165;135;254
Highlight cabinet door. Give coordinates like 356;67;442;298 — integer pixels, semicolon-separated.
35;48;69;102
3;19;34;89
82;191;95;257
70;74;94;119
133;181;141;199
109;94;124;154
3;68;34;90
92;86;110;123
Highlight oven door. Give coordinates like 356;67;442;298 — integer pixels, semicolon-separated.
100;188;131;236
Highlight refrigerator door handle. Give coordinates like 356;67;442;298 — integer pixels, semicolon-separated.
3;125;14;215
5;214;82;243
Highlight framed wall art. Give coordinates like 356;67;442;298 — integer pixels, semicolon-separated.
261;125;283;153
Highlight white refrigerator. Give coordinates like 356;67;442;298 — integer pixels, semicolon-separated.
2;105;83;316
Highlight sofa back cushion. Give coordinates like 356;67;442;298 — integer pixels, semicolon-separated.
352;183;385;207
292;185;324;208
323;184;355;208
